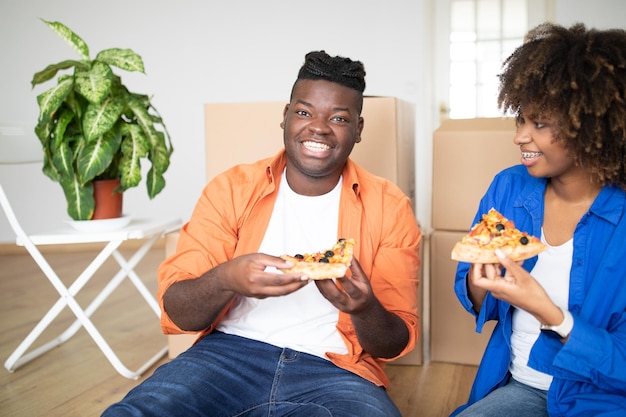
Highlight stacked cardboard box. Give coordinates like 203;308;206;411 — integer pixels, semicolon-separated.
429;118;519;365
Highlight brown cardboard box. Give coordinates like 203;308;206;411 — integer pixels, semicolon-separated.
351;97;416;207
169;97;421;363
429;118;517;365
429;231;495;365
432;118;519;231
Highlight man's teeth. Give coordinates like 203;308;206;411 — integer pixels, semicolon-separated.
303;141;330;151
522;151;542;160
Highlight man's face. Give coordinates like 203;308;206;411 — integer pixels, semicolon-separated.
281;79;363;195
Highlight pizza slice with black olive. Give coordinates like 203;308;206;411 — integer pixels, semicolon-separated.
277;238;355;280
451;208;546;263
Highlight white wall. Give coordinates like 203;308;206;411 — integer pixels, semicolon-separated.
554;0;625;29
0;0;431;241
0;0;624;242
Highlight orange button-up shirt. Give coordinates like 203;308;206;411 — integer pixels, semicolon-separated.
158;150;421;387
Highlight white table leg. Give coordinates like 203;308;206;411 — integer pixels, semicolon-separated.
4;235;168;379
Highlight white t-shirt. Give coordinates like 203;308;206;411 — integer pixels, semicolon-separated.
216;169;348;358
509;229;573;389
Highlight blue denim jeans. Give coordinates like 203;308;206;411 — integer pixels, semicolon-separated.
101;332;400;417
455;378;549;417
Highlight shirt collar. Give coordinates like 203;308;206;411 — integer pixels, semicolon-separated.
265;150;361;198
513;173;625;226
589;185;626;225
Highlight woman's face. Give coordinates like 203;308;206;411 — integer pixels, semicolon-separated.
513;111;576;179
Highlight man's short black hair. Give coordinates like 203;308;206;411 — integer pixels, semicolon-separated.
296;50;366;94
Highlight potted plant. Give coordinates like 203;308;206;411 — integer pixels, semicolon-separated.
31;19;173;221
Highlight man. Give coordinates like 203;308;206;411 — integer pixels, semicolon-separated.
103;50;421;417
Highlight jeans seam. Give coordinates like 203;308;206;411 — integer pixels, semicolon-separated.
268;348;298;416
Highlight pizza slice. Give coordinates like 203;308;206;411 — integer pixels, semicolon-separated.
277;238;355;280
451;208;546;263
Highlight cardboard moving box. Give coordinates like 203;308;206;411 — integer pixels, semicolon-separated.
430;118;518;365
432;118;519;231
429;231;496;364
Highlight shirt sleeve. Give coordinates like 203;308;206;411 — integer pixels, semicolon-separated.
372;190;422;360
157;173;241;334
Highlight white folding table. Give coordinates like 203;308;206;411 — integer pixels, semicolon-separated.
3;216;182;380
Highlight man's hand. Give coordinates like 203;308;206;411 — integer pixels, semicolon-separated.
314;257;373;314
163;253;308;331
316;258;409;358
219;253;310;298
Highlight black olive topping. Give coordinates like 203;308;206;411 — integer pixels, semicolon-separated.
295;254;304;259
324;250;335;257
519;236;529;245
319;258;329;263
495;223;505;232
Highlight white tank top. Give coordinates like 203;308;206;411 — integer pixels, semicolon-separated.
216;169;348;358
509;229;572;389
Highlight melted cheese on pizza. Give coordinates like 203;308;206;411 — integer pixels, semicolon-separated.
462;209;538;249
291;238;354;264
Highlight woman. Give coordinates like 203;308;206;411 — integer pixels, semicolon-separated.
452;23;626;416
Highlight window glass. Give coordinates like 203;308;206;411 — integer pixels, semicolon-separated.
450;85;477;119
503;0;528;37
477;0;501;39
451;0;475;33
449;0;528;118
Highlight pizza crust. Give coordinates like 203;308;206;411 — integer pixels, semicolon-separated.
451;240;546;263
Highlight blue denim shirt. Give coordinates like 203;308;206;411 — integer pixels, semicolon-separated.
452;165;626;416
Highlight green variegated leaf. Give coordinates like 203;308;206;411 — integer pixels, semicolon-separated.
130;92;151;108
146;102;173;150
126;96;153;129
31;60;83;87
63;90;87;121
126;99;172;198
42;149;61;182
83;95;124;142
52;140;75;178
118;124;148;190
77;129;121;184
148;131;171;173
75;61;113;104
42;19;90;61
52;109;75;150
146;164;166;198
35;120;53;146
36;77;73;124
126;98;168;155
61;175;94;220
96;49;145;73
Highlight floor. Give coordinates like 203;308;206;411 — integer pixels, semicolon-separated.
0;246;476;416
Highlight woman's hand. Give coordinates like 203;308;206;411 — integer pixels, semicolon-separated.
470;249;563;326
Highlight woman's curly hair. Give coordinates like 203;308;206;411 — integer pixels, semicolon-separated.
498;22;626;189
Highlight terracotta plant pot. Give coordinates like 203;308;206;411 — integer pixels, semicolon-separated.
92;179;123;220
